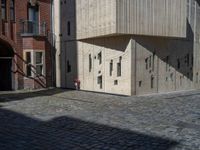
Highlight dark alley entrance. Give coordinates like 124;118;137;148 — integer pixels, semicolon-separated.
0;58;12;91
0;41;14;91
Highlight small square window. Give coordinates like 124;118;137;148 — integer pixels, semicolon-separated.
114;80;118;85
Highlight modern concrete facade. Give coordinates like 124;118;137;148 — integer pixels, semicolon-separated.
58;0;200;95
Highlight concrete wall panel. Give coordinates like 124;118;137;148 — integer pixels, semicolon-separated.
117;0;187;38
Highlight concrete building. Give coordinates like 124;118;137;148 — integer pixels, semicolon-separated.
51;0;61;88
0;0;54;91
58;0;200;95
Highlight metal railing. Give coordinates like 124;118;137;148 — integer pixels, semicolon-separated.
20;20;47;36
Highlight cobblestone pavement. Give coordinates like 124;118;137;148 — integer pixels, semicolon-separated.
0;89;200;150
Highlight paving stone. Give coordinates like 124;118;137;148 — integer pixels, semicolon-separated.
0;89;199;149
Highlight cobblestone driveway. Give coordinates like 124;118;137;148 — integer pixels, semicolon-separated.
0;89;199;150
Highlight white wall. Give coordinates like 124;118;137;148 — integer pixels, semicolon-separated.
53;0;61;87
77;36;132;95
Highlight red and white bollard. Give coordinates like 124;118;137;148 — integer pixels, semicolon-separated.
74;79;80;90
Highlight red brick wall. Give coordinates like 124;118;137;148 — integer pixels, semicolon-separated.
0;0;52;90
23;37;46;50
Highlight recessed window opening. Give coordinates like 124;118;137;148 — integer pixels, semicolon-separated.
151;76;154;89
196;72;199;83
177;59;180;69
97;75;103;89
110;60;113;76
191;54;194;66
139;81;142;87
170;73;174;81
180;76;182;86
89;54;92;72
152;52;155;71
149;56;152;68
98;52;102;65
145;58;148;70
114;80;118;85
67;60;71;73
117;57;122;77
166;56;169;72
67;21;71;36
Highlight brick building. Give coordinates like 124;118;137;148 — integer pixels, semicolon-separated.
0;0;55;91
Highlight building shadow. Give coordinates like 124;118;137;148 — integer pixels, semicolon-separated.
60;0;78;89
0;88;68;102
80;35;131;52
197;0;200;6
135;20;194;81
0;108;179;150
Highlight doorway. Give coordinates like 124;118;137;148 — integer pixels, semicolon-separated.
0;58;12;91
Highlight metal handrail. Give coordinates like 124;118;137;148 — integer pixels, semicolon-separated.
20;20;47;36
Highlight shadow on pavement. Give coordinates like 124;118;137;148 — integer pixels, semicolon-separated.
0;108;179;150
0;88;68;102
0;88;95;103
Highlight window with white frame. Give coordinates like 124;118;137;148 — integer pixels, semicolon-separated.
25;52;32;77
35;52;44;76
24;50;45;77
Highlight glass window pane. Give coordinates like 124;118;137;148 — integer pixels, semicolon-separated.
1;0;6;20
36;52;43;64
10;0;14;7
28;7;39;23
26;65;32;77
10;9;14;20
36;65;43;75
10;0;15;21
26;52;31;64
1;0;6;6
1;9;6;20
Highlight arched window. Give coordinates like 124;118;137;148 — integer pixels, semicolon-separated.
1;0;7;20
10;0;15;21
